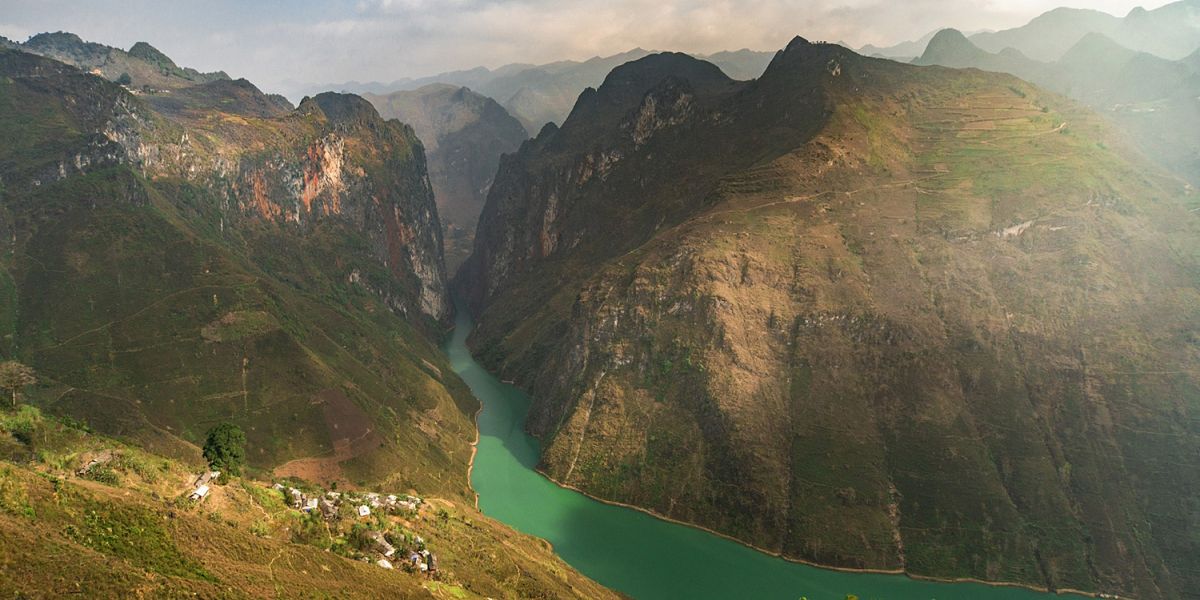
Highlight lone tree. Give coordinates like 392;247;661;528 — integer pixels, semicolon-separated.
0;361;36;409
116;72;132;86
202;423;246;476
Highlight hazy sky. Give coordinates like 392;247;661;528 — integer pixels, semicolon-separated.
0;0;1174;94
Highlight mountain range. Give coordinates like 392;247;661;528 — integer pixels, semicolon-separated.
364;84;530;271
2;4;1199;598
914;28;1200;186
295;48;775;135
0;34;619;600
459;38;1199;599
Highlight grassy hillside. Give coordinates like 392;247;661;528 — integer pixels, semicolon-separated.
0;47;471;499
0;406;618;599
460;39;1200;598
915;29;1200;187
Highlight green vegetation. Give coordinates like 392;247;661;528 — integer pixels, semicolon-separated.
0;406;617;599
0;361;36;408
202;422;246;475
0;47;474;500
461;42;1200;599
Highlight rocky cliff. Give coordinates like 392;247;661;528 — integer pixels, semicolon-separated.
460;39;1200;598
0;46;466;497
365;84;528;271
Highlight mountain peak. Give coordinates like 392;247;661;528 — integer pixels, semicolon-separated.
784;35;812;51
127;41;178;69
307;92;383;126
916;28;987;65
596;52;731;99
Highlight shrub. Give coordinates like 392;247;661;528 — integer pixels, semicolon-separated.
202;423;246;475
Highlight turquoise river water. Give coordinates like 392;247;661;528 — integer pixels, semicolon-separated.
446;305;1074;600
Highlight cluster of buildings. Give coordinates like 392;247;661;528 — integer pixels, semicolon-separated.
271;483;436;573
272;484;423;521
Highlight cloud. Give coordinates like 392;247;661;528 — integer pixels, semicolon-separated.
0;0;1173;95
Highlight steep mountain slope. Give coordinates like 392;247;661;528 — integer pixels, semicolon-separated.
459;40;1200;598
15;31;230;90
968;1;1200;61
0;47;472;499
309;48;774;136
365;84;529;270
916;29;1200;187
0;407;618;599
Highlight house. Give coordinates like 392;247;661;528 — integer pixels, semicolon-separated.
366;531;396;557
302;498;319;512
288;488;303;508
318;498;338;520
357;505;371;517
189;484;210;501
194;470;220;487
375;558;393;570
427;553;438;572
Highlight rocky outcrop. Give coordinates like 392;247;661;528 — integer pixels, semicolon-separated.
365;84;528;270
0;47;467;498
460;39;1200;598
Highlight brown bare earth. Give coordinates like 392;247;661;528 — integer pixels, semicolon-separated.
273;389;382;485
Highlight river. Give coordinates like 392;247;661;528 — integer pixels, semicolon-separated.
446;305;1075;600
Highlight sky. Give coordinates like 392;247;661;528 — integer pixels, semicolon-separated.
0;0;1175;95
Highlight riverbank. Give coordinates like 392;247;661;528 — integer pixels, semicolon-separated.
449;304;1101;600
534;467;1104;598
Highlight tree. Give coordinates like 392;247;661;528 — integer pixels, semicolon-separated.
116;72;132;86
0;361;36;409
202;423;246;475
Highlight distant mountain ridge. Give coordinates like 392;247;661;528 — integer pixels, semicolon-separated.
297;48;775;135
11;31;229;90
364;84;529;270
915;27;1200;186
969;0;1200;61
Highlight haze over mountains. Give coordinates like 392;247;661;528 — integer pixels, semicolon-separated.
297;48;776;135
1;1;1198;599
458;34;1199;598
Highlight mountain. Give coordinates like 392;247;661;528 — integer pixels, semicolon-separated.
0;45;478;504
300;48;775;136
364;84;530;270
14;31;229;89
968;1;1200;61
916;29;1200;187
458;39;1200;599
0;406;620;599
465;48;657;134
858;29;942;60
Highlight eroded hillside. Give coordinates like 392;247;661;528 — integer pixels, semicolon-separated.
0;47;470;498
460;38;1200;598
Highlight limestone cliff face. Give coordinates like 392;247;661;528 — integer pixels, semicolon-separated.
364;84;528;271
0;47;468;497
0;50;449;321
136;89;449;320
461;40;1200;599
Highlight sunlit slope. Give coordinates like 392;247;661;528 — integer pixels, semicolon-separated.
462;39;1200;598
0;48;473;497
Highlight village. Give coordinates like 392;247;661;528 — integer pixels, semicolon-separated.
187;470;439;575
